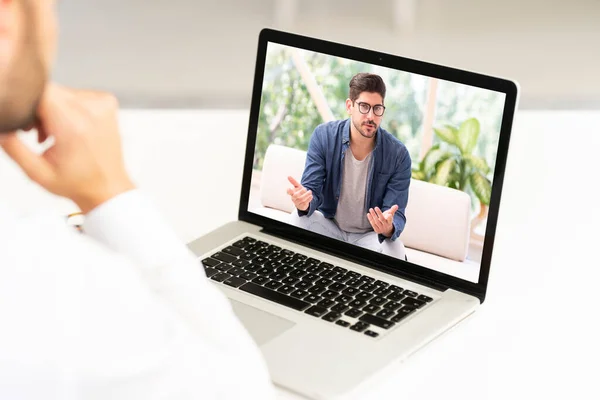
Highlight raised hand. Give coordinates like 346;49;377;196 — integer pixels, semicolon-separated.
286;176;313;212
0;84;135;214
367;205;398;238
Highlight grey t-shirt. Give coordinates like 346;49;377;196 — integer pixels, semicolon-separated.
334;148;372;233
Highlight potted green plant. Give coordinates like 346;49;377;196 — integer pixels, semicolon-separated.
411;117;491;240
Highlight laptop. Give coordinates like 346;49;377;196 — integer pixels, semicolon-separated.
187;28;518;399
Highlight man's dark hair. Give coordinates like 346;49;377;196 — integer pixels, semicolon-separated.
348;73;386;103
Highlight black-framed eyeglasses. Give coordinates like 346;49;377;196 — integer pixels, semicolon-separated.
355;101;386;117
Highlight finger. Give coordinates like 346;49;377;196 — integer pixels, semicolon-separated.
374;207;386;221
389;204;399;216
366;213;381;233
297;190;312;203
369;208;384;231
288;176;301;188
287;188;294;196
292;187;306;200
0;134;55;187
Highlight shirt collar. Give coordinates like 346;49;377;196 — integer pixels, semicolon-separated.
343;118;381;149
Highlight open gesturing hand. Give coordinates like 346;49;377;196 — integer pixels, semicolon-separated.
367;205;398;238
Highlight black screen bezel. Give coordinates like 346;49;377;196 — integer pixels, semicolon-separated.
238;28;518;303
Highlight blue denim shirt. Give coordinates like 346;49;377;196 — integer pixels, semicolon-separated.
299;119;412;242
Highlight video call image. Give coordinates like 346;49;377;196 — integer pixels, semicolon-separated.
248;43;506;283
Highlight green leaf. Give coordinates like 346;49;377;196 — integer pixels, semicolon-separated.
464;154;490;174
411;170;426;180
431;158;456;186
433;125;459;146
457;118;480;155
422;145;452;173
470;171;492;205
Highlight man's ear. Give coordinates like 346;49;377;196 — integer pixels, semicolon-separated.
345;98;352;115
0;0;18;68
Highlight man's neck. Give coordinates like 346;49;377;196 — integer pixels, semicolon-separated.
349;125;376;161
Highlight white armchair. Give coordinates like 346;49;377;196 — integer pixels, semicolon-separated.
252;144;479;279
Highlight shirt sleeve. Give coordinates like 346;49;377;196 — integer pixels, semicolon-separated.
81;189;275;399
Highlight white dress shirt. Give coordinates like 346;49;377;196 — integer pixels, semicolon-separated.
0;190;275;400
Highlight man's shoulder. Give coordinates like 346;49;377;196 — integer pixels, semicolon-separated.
379;128;409;154
313;119;347;137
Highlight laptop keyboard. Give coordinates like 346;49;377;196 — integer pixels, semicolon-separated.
201;236;434;338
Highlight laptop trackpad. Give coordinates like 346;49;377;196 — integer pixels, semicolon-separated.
230;300;296;346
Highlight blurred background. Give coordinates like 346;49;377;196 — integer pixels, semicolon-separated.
54;0;600;109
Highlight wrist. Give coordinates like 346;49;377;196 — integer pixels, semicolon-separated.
74;179;136;214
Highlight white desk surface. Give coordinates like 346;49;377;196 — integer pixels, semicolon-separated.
1;109;598;400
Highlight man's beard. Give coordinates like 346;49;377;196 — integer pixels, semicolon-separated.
353;119;378;139
0;5;46;133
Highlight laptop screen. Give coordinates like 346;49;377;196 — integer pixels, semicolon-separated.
247;42;507;284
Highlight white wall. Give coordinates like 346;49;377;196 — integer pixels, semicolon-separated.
53;0;600;109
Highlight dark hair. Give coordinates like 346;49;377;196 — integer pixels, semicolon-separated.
349;73;386;102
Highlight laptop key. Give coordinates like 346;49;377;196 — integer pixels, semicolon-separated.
334;294;353;304
201;258;220;268
417;294;434;302
240;282;310;311
291;290;309;299
345;278;363;288
305;305;328;317
322;290;340;300
239;271;258;281
389;285;403;292
304;294;322;304
282;276;300;285
376;309;395;319
252;276;269;285
231;240;247;249
316;299;336;309
401;298;426;308
227;266;246;276
344;308;364;318
363;304;380;314
269;271;286;281
329;282;346;292
302;273;321;282
277;285;295;294
322;312;341;322
222;246;245;257
383;301;402;311
204;268;219;278
212;252;237;264
403;290;418;297
211;272;231;282
370;296;388;307
264;280;283;290
355;291;374;301
215;263;233;272
392;307;416;322
332;274;352;283
223;276;246;288
335;320;351;328
350;322;369;332
332;266;347;274
239;252;257;261
308;285;327;294
295;281;312;290
348;299;368;308
359;314;395;330
387;291;406;302
373;287;392;297
360;283;377;292
342;287;360;296
232;259;250;268
331;303;350;313
364;330;379;338
373;280;389;288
